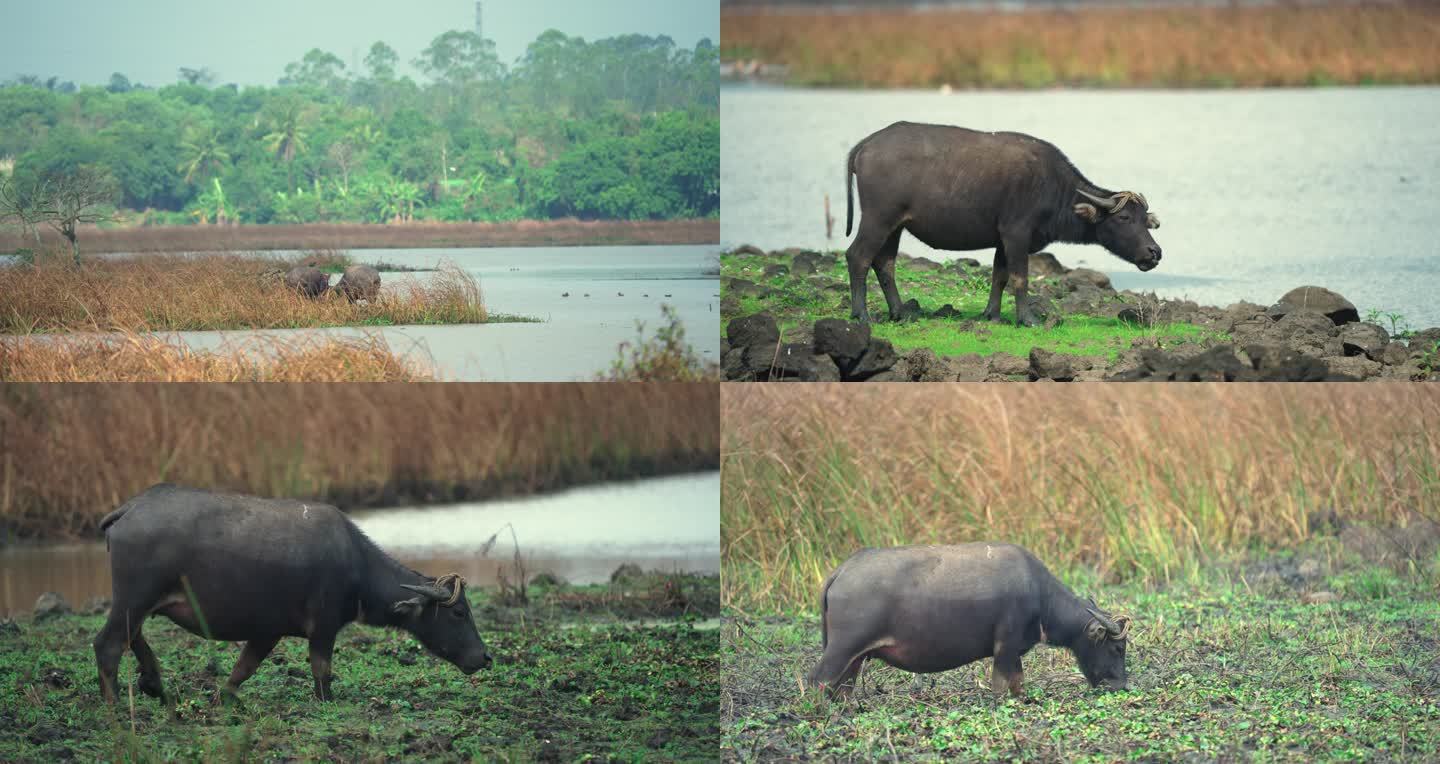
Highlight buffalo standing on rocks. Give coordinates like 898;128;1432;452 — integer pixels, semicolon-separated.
336;264;382;303
845;122;1163;326
284;266;330;299
809;544;1130;699
94;484;492;704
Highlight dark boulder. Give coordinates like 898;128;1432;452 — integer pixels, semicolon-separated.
33;592;70;621
1028;347;1075;381
933;304;961;319
1028;252;1069;278
732;244;765;256
1271;286;1359;325
727;313;779;349
1061;268;1113;292
987;352;1029;377
813;319;871;367
845;338;899;380
762;264;789;279
1338;322;1390;360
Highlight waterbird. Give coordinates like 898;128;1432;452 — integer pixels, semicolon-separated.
561;292;570;297
664;293;672;297
617;292;624;297
583;293;590;297
643;294;649;298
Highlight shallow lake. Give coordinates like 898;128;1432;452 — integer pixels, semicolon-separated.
0;471;719;618
722;85;1440;328
133;244;718;381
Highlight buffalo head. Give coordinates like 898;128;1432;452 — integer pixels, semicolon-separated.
1072;603;1130;691
1074;189;1162;272
393;573;493;674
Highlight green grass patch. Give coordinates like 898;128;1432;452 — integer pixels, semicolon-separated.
721;251;1222;360
721;561;1440;761
0;575;719;762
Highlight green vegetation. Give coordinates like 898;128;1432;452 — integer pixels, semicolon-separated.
722;561;1440;761
1;574;719;762
0;30;717;229
598;305;721;382
721;251;1219;360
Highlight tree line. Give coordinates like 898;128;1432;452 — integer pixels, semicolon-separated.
0;30;718;230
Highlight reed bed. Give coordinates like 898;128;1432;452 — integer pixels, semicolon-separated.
721;3;1440;88
0;253;488;334
0;331;435;383
721;384;1440;612
0;218;720;254
0;383;720;540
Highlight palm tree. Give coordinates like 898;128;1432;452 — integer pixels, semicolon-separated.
262;100;310;193
460;171;487;216
178;125;230;184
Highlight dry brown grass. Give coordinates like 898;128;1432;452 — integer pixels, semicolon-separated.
0;219;720;255
0;331;435;382
722;384;1440;610
722;3;1440;88
0;252;488;333
0;383;720;540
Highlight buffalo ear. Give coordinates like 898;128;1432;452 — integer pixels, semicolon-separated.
391;596;425;617
1145;212;1160;230
1073;203;1101;222
1085;619;1108;643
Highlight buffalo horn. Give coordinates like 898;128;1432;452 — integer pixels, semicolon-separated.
1086;607;1129;638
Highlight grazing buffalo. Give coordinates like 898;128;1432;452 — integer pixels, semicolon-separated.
808;544;1130;699
335;265;381;303
845;122;1163;326
94;484;492;704
284;266;330;299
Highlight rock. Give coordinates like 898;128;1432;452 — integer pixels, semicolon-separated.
722;348;748;381
1301;591;1340;605
762;264;789;279
791;252;825;273
0;618;19;636
908;256;944;271
933;304;960;319
732;244;765;256
988;352;1029;377
1109;304;1145;326
1323;355;1383;380
1028;347;1075;381
727;313;779;349
720;296;740;315
335;265;381;303
1224;301;1268;321
1274;311;1338;339
813;319;871;367
82;596;110;615
1406;328;1440;358
1339;322;1390;359
1273;286;1359;325
610;563;645;583
771;343;819;378
1062;268;1112;292
805;354;842;382
846;338;900;380
1243;344;1350;381
899;298;924;321
951;354;990;382
33;592;70;621
1059;285;1110;315
956;258;982;269
1029;252;1069;278
741;344;779;375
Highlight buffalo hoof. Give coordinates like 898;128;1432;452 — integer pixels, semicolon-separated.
137;673;166;702
218;687;244;707
1015;312;1042;328
981;308;1007;324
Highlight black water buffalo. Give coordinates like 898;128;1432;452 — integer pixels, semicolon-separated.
807;544;1130;698
94;484;492;704
335;264;381;303
845;122;1163;326
284;266;330;299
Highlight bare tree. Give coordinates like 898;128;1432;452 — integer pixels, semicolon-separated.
0;174;52;250
43;167;119;265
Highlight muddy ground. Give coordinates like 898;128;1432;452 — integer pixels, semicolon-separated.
1;572;719;762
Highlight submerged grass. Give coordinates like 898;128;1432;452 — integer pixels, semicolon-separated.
0;331;436;382
722;252;1218;361
0;251;507;334
721;4;1440;88
722;562;1440;761
721;384;1440;612
0;575;720;762
0;383;720;540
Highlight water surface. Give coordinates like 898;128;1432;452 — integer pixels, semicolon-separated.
722;86;1440;327
0;472;719;618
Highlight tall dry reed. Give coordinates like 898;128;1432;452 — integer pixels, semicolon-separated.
0;219;720;254
722;384;1440;612
0;332;435;382
722;4;1440;88
0;383;720;540
0;254;487;333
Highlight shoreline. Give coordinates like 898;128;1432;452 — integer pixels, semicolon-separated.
0;218;720;255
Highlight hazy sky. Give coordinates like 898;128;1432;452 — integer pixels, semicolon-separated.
0;0;718;87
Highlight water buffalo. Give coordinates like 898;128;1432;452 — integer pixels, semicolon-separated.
845;122;1163;326
284;266;330;299
807;544;1130;699
94;484;492;704
335;264;381;303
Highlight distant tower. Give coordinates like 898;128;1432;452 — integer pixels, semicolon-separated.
474;1;482;40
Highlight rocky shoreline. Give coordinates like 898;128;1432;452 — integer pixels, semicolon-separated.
722;247;1440;382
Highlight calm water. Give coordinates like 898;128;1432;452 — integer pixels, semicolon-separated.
0;472;719;618
148;244;718;381
722;85;1440;328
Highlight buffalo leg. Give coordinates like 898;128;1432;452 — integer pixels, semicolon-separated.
981;244;1009;323
991;649;1026;700
846;222;897;324
222;636;279;701
808;641;870;698
94;601;154;704
308;633;337;701
870;228;905;321
130;629;167;704
1000;236;1039;327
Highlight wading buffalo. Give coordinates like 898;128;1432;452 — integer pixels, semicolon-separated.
335;264;381;303
94;484;492;704
845;122;1163;326
808;544;1130;699
284;266;330;299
